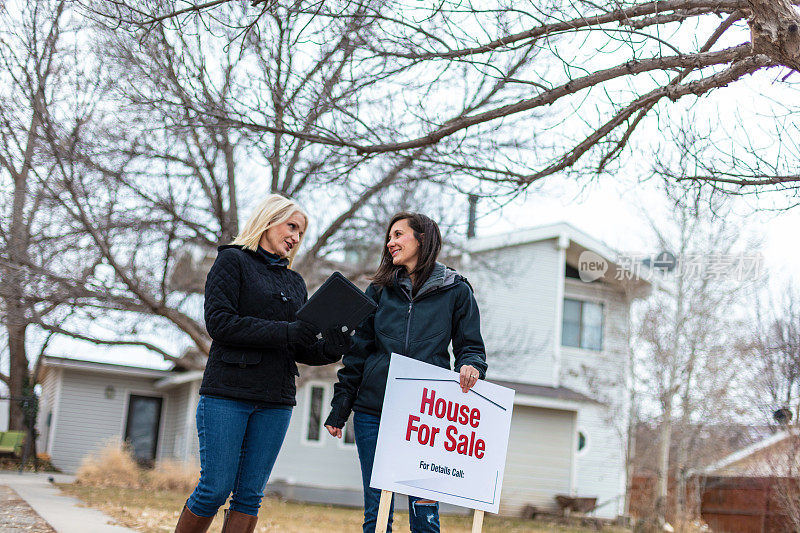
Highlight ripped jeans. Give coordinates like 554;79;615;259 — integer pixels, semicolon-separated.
353;411;440;533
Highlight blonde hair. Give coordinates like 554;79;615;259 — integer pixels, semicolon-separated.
231;194;309;266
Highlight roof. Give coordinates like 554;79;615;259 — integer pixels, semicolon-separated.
488;379;598;405
37;356;174;380
154;370;204;389
702;429;800;476
466;221;652;296
468;222;616;257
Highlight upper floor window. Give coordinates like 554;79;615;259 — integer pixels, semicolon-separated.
562;298;603;351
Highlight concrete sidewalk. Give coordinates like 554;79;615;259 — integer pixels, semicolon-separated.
0;471;138;533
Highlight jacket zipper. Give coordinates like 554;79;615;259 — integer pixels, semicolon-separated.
404;301;413;353
400;283;456;355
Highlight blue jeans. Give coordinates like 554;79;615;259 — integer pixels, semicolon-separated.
186;395;292;517
353;411;440;533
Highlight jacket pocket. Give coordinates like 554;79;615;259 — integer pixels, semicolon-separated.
220;352;263;366
220;351;263;389
376;324;403;342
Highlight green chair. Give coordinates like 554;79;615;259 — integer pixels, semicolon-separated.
0;431;26;456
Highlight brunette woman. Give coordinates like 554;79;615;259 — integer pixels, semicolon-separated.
175;194;351;533
324;212;487;533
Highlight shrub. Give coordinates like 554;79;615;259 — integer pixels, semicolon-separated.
145;459;199;492
75;440;199;492
76;440;141;488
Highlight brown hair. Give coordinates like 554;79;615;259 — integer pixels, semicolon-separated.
372;212;442;293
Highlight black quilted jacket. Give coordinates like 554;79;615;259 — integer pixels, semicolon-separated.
199;245;337;405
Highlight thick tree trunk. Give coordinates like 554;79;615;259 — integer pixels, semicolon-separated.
4;81;43;430
6;146;32;430
748;0;800;70
6;321;29;431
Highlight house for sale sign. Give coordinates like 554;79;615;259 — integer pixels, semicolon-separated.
370;353;515;513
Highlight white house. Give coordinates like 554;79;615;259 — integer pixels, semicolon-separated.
36;356;200;473
36;222;649;519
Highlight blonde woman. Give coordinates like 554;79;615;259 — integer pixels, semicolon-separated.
175;194;351;533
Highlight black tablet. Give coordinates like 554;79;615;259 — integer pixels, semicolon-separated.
296;272;377;331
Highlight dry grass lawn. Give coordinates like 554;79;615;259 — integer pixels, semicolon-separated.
58;484;627;533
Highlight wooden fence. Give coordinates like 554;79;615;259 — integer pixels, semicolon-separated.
631;475;800;532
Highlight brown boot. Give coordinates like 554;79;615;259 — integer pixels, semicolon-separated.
174;505;214;533
220;508;258;533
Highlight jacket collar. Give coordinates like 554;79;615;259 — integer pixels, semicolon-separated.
396;262;458;299
218;244;289;268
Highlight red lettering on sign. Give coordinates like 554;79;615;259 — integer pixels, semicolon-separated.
458;404;469;425
443;425;487;458
420;388;435;415
418;423;430;444
429;426;440;446
406;414;441;446
470;407;481;428
419;388;480;428
446;402;459;422
456;433;469;454
474;438;485;459
406;415;420;441
435;398;447;418
444;425;457;451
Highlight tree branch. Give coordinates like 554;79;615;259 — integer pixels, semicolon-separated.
32;318;182;364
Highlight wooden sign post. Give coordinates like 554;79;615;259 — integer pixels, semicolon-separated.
471;510;484;532
376;490;392;533
370;355;515;533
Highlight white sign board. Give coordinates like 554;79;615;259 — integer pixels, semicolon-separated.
370;353;515;513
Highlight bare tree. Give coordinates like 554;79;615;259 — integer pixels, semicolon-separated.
13;0;540;370
632;186;760;526
746;285;800;423
0;1;76;429
81;0;800;194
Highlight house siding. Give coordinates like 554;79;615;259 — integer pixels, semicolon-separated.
168;382;200;463
37;368;60;453
188;383;200;459
560;278;631;518
464;240;561;386
159;385;185;461
48;370;164;473
269;381;362;490
500;405;575;516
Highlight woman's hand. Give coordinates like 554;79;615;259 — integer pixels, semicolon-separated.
325;425;342;439
322;325;353;358
287;320;318;346
459;365;481;393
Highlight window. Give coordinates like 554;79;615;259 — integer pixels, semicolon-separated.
305;385;325;442
577;430;588;455
562;298;603;351
124;394;163;466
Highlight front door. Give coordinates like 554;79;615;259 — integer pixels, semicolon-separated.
124;394;163;466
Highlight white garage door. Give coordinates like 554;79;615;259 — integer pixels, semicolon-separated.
499;405;576;516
